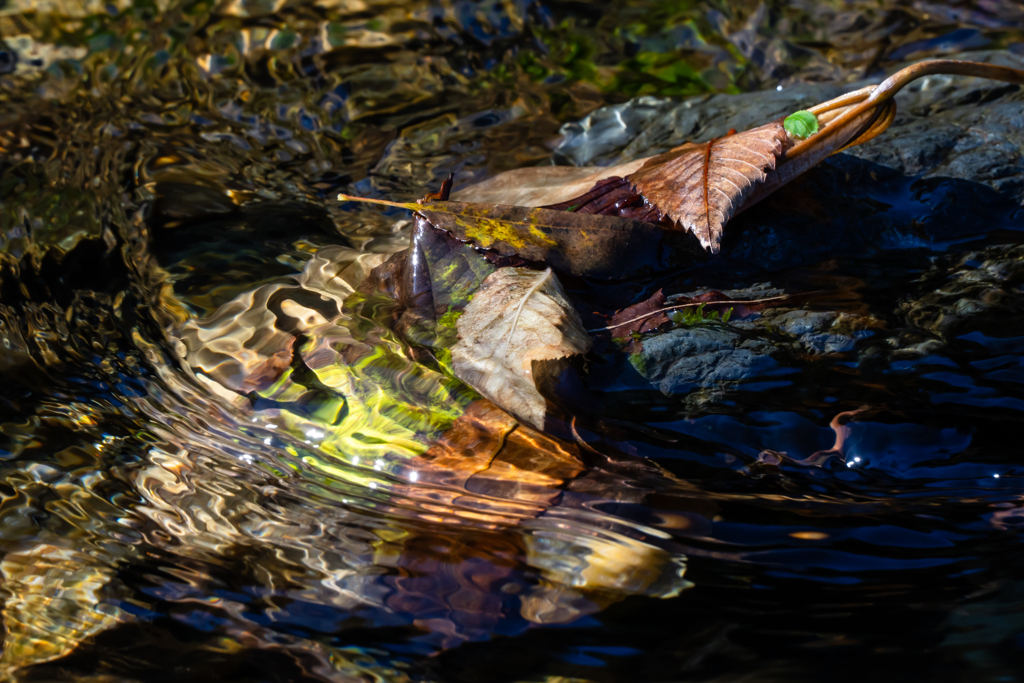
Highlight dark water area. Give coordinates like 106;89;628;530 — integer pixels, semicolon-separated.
3;1;1024;681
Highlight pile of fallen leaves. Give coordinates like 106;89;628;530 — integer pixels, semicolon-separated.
340;59;1024;432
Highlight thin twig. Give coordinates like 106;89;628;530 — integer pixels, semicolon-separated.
588;294;791;333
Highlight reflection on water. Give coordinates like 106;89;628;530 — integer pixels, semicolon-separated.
3;0;1024;681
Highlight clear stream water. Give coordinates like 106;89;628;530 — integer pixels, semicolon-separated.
3;1;1024;681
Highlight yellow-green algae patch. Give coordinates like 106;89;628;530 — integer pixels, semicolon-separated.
451;212;559;252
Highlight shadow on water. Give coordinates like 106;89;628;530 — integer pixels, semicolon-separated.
3;0;1024;681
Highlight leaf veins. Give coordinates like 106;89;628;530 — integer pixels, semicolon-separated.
625;121;789;253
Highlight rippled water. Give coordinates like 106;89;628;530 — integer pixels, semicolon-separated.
3;1;1024;681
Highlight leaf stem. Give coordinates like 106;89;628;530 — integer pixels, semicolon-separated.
807;86;875;117
337;193;409;209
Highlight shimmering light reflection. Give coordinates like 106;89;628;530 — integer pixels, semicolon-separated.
1;0;1024;680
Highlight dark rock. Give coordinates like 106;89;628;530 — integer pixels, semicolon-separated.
629;290;880;398
899;243;1024;342
769;310;837;336
634;325;777;396
557;82;850;167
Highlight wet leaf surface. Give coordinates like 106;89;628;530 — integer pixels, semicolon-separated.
451;267;591;429
339;195;709;278
609;289;670;339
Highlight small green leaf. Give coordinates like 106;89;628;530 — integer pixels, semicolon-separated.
784;110;819;139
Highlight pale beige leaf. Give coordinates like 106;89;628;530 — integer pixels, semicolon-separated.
627;121;788;252
451;268;591;429
450;158;650;207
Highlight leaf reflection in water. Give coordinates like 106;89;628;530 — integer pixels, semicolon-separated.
0;228;698;675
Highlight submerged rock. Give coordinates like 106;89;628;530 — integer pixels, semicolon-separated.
636;325;776;395
628;292;880;399
900;243;1024;342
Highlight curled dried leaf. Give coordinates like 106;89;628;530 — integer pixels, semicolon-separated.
451;59;1024;256
607;289;669;353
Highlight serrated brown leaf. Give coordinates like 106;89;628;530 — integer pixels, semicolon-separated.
626;122;789;253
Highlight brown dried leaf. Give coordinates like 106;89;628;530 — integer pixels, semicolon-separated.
626;122;789;253
337;195;707;278
449;60;1024;259
608;289;669;353
451;267;591;429
450;159;650;208
415;399;586;505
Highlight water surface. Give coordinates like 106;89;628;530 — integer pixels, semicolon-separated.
3;1;1024;681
